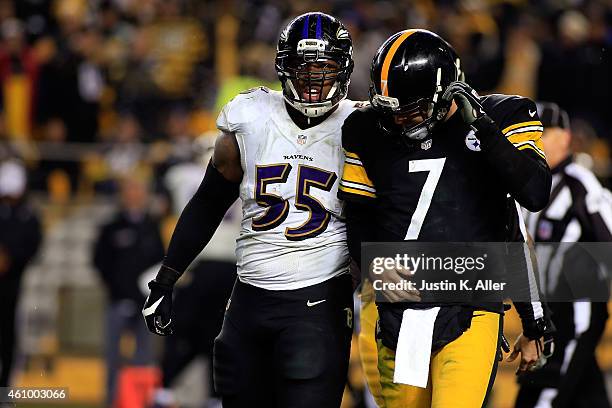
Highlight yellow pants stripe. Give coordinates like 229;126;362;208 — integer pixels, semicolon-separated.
359;292;386;408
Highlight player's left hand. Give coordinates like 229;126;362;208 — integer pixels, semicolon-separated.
441;81;486;125
142;280;174;336
506;333;545;374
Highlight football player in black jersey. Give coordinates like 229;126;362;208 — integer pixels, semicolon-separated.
339;29;554;407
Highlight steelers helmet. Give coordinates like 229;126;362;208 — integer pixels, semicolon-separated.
275;12;354;117
369;29;463;140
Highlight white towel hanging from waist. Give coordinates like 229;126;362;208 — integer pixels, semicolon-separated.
393;307;440;388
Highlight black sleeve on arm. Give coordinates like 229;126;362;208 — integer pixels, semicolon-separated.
340;107;378;276
514;301;555;339
345;200;375;271
473;115;551;212
156;160;239;286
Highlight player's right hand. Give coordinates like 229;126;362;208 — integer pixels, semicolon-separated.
441;81;486;125
142;280;174;336
370;263;421;303
507;334;547;375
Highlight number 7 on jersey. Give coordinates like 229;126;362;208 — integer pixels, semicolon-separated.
405;158;446;240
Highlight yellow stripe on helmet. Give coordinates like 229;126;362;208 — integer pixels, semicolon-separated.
380;30;416;96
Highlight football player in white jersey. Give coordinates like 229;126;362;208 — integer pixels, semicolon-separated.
143;12;360;407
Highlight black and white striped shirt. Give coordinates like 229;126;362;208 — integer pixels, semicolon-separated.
521;155;611;399
527;156;612;245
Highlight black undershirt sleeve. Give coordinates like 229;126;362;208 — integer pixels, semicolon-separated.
473;115;552;212
157;161;239;285
345;200;375;272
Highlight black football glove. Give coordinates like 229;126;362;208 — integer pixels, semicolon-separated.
142;280;174;336
441;81;486;125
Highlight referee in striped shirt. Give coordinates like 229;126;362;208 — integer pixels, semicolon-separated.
515;102;612;408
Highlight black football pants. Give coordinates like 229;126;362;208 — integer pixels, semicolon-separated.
213;274;354;408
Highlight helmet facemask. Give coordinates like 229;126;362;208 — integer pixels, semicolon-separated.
276;39;353;117
370;67;452;142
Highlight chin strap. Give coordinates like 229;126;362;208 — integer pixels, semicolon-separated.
282;75;345;117
285;96;342;118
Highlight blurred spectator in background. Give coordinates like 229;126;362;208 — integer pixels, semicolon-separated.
0;158;41;387
162;136;212;215
0;17;39;140
159;107;197;167
12;0;53;42
32;1;105;193
36;22;104;144
214;41;280;111
95;112;146;194
537;7;612;137
93;174;165;406
147;107;200;215
150;108;196;177
117;0;207;140
518;102;612;408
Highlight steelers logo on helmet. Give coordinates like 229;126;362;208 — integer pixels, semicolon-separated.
369;29;462;142
275;12;354;118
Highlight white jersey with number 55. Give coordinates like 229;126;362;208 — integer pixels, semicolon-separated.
216;87;358;290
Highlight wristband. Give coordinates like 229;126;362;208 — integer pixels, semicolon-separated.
154;264;182;287
522;316;555;340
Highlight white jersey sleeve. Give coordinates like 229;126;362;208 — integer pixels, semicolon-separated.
216;87;271;134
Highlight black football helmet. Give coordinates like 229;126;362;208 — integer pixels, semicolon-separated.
275;12;353;117
369;29;463;140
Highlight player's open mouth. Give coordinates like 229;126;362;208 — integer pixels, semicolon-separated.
302;89;321;102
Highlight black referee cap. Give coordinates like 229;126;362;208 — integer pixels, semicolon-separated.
536;102;570;130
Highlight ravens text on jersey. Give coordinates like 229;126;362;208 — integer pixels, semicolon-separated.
144;12;360;408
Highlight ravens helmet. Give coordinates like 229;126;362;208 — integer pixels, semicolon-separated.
275;12;353;117
369;29;463;140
